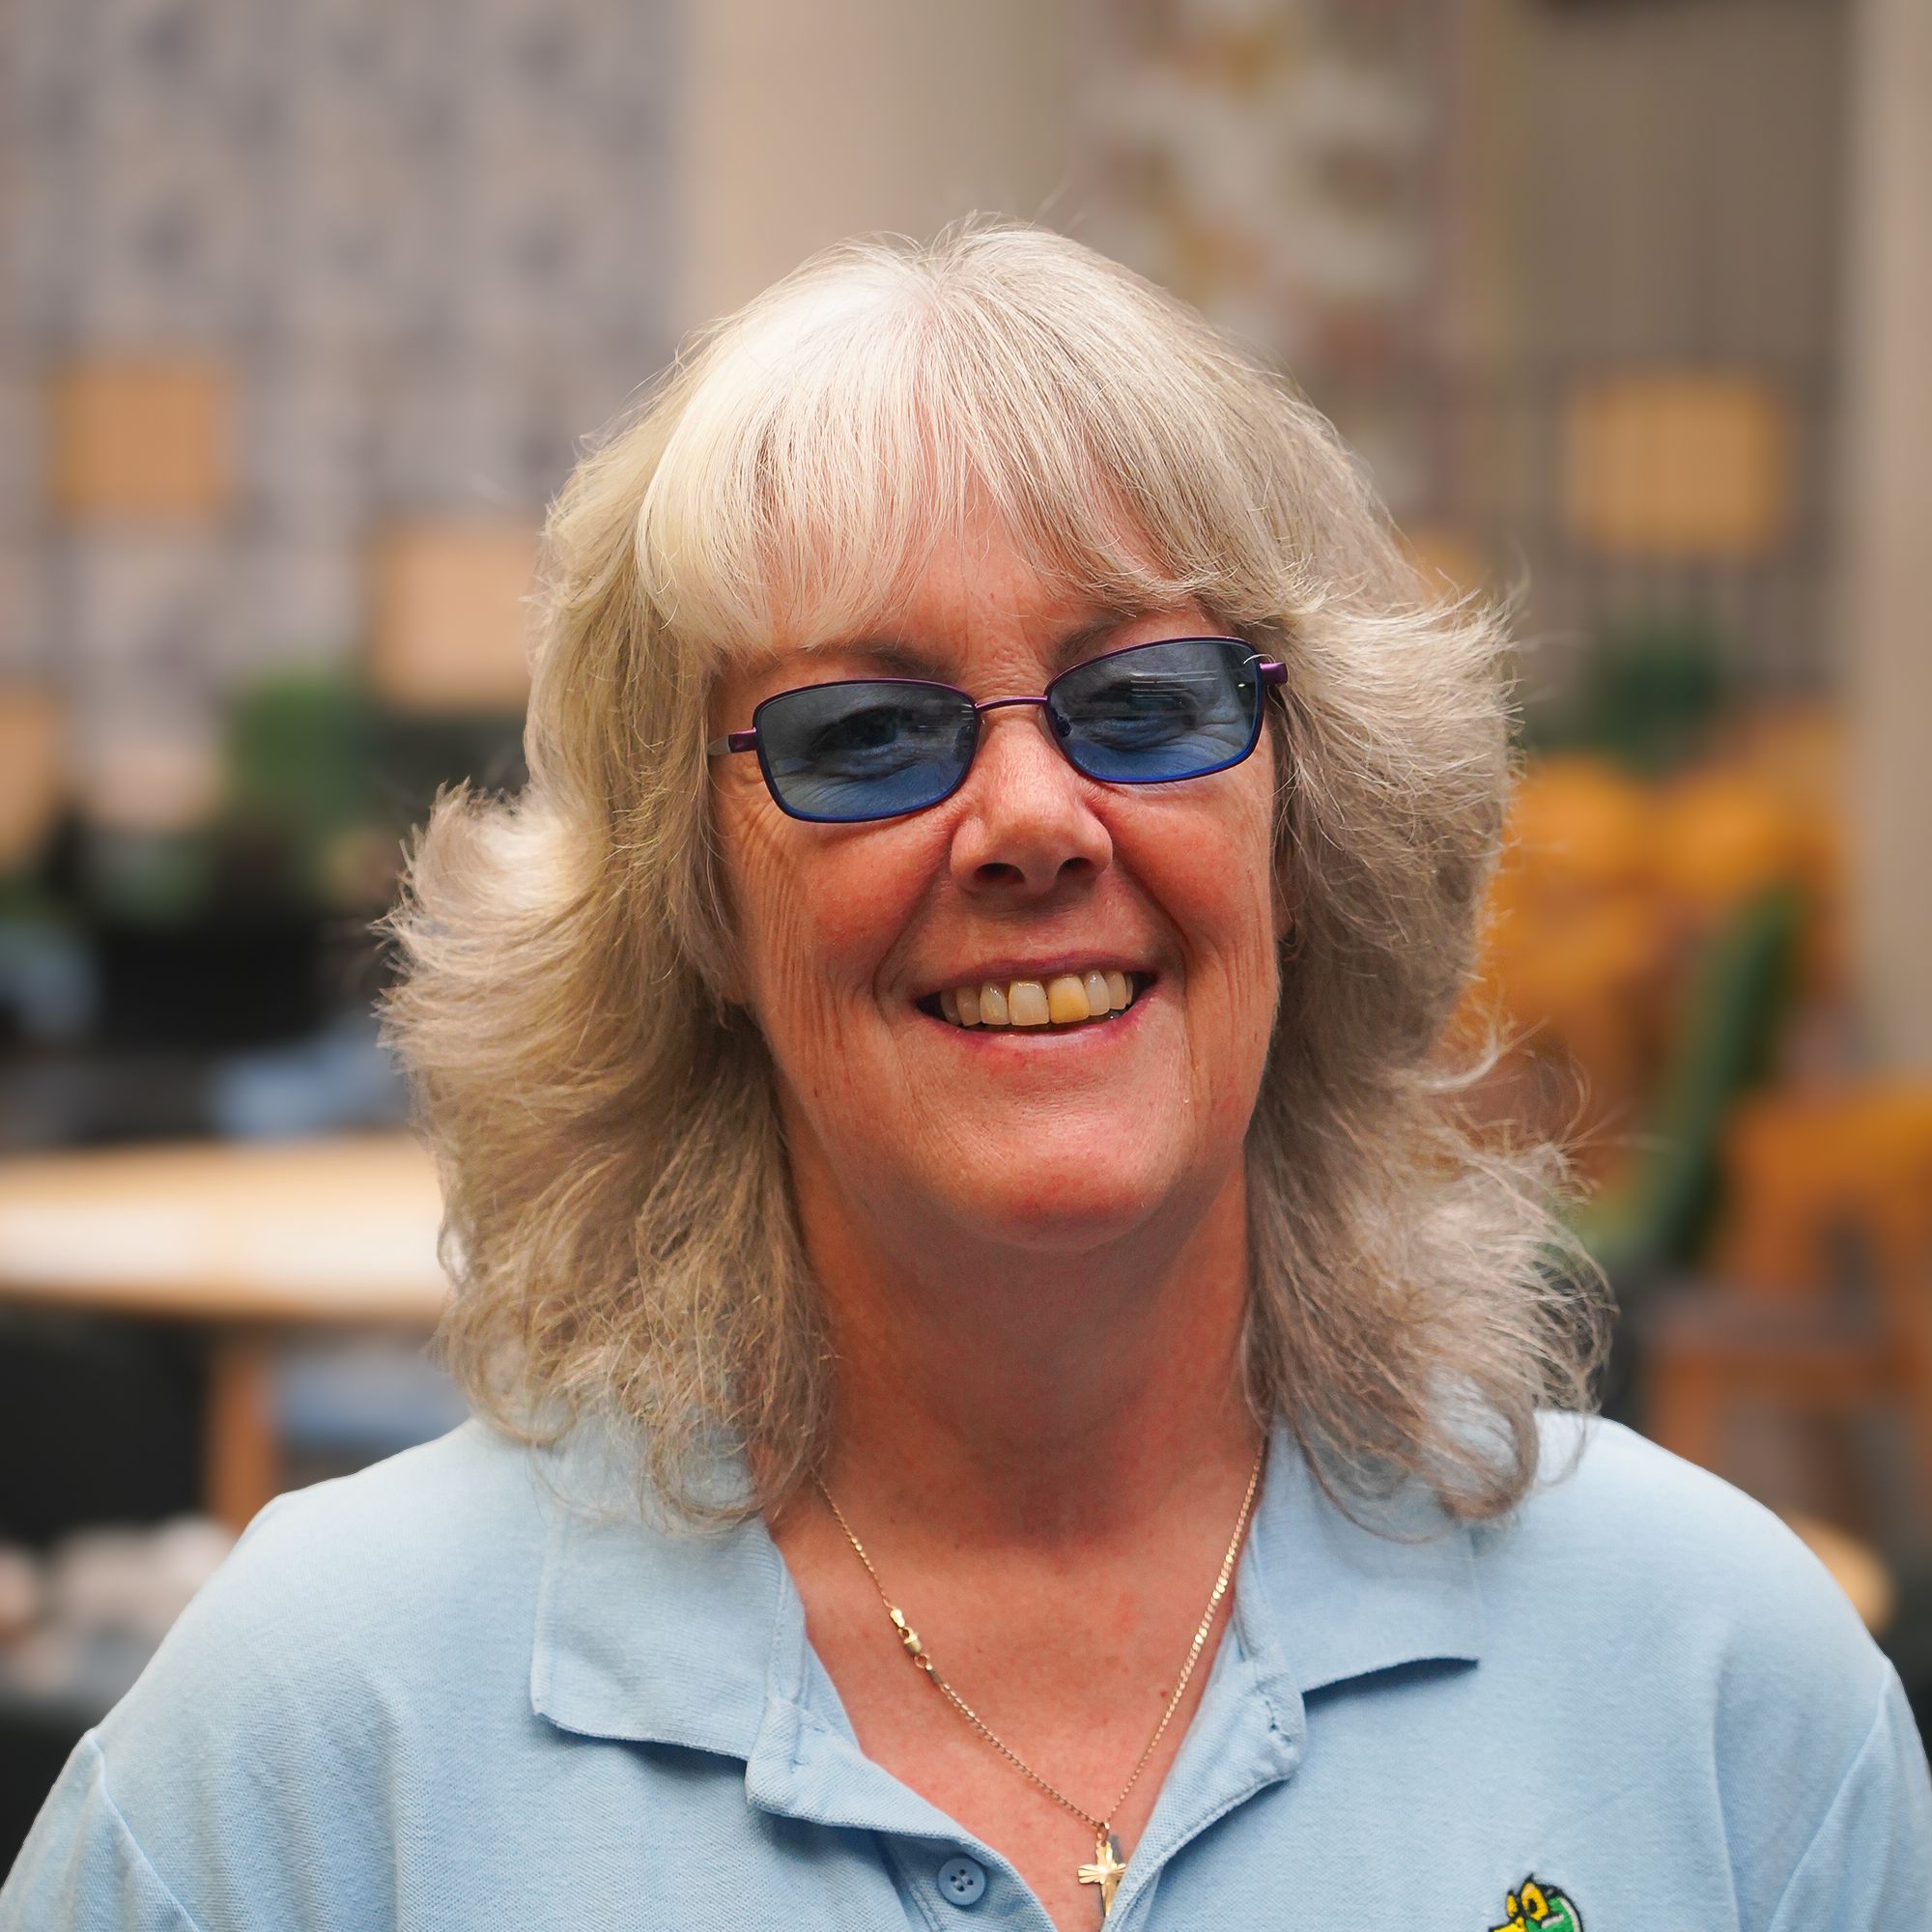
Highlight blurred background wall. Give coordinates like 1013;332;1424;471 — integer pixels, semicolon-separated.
1839;0;1932;1072
681;0;1067;318
2;0;1929;1861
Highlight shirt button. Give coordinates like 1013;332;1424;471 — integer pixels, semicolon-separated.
936;1855;988;1907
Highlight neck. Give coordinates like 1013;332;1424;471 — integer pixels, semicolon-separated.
781;1136;1260;1553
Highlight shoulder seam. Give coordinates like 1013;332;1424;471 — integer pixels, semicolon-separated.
79;1732;211;1932
1759;1662;1898;1930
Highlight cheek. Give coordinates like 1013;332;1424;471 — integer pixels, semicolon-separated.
722;808;930;1043
1199;870;1283;1067
1158;781;1282;1098
1170;776;1281;978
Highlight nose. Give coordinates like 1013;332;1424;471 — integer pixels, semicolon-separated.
948;705;1113;898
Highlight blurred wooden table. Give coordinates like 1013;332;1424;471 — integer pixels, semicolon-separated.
0;1134;449;1529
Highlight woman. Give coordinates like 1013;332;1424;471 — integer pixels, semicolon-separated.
5;222;1925;1931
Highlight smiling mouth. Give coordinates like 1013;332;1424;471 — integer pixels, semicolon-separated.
916;970;1149;1032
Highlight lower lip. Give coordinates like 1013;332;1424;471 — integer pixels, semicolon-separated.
920;985;1154;1049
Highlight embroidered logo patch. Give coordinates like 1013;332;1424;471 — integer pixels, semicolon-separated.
1491;1874;1584;1932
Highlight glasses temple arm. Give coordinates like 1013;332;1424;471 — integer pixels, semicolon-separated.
705;729;759;756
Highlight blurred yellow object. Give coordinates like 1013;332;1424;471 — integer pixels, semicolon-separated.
1562;371;1789;559
1652;771;1807;921
48;357;233;522
1728;703;1842;804
367;521;539;714
1463;761;1670;1177
1479;895;1670;1166
1500;755;1657;899
1719;705;1849;998
1647;761;1849;1039
1468;732;1858;1192
0;686;65;872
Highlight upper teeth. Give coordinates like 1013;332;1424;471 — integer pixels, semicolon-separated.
938;970;1133;1028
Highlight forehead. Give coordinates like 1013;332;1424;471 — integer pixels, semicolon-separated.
724;505;1220;691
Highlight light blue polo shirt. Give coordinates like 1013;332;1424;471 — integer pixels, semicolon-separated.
4;1409;1927;1929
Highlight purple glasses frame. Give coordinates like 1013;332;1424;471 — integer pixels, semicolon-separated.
705;635;1288;824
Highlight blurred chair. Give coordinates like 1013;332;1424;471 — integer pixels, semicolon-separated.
1724;706;1851;1028
1484;896;1667;1179
1650;770;1807;924
1639;1086;1932;1538
1477;756;1672;1178
1572;881;1806;1290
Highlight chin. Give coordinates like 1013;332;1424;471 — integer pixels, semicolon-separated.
927;1150;1184;1256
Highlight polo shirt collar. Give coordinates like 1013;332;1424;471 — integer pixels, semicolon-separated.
528;1414;1485;1759
1249;1422;1488;1694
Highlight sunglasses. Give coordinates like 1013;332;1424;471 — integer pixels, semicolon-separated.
707;635;1287;824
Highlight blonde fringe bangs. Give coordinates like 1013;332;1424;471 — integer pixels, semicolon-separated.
377;218;1609;1533
631;233;1337;666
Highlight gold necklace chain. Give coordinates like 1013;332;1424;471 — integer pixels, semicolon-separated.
814;1436;1265;1918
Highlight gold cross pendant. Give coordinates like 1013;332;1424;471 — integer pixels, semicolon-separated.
1077;1829;1127;1918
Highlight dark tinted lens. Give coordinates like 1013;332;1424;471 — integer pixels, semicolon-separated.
1050;638;1262;783
753;679;978;821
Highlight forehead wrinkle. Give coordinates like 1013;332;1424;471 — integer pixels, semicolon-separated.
794;636;949;679
1043;604;1179;673
810;597;1182;675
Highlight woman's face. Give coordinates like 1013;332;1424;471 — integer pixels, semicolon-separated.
709;514;1289;1257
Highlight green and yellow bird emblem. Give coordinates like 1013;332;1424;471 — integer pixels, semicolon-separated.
1492;1873;1583;1932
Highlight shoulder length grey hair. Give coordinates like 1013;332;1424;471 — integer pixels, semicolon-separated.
378;218;1608;1530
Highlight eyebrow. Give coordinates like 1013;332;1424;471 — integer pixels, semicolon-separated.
811;606;1164;683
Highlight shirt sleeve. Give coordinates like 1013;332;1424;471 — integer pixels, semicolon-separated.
1763;1662;1932;1932
0;1732;205;1932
